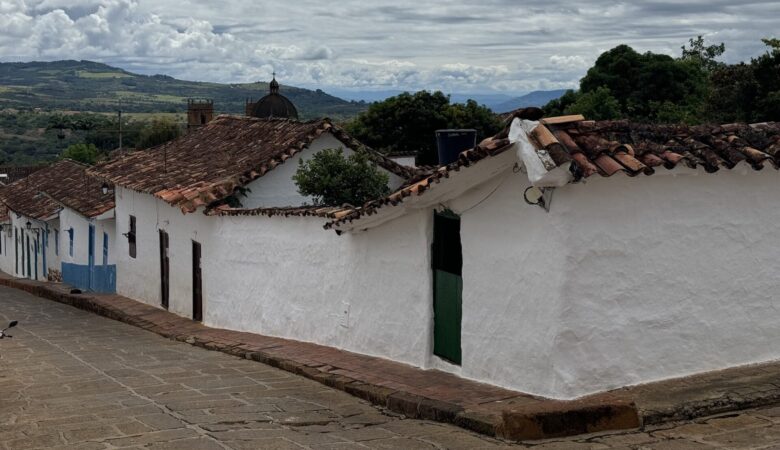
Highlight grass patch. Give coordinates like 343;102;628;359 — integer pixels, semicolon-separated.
78;71;133;79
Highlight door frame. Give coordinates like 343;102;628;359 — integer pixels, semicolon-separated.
159;230;170;309
88;224;96;290
192;240;202;322
431;209;463;365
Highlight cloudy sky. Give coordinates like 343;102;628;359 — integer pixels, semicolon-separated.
0;0;778;95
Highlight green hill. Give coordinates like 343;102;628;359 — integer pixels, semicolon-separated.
0;60;370;165
0;60;367;119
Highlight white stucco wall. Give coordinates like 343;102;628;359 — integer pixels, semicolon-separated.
44;218;60;280
242;133;405;208
58;207;116;267
0;222;14;276
1;213;59;281
114;186;213;318
448;162;780;399
206;210;433;367
114;183;433;368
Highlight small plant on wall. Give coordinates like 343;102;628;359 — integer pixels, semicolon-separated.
293;147;389;206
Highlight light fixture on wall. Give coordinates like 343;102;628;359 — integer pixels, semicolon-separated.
524;186;554;212
101;183;110;195
25;221;31;231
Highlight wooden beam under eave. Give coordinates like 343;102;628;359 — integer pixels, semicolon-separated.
540;115;586;126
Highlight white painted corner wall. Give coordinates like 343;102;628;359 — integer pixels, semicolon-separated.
451;163;780;399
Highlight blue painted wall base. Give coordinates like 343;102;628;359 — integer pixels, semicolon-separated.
62;263;116;293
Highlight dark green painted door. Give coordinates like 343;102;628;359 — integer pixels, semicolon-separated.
432;210;462;365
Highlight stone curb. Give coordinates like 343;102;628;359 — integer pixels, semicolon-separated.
0;277;644;441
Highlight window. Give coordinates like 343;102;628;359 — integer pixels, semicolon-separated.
103;232;109;265
128;215;137;258
68;228;74;257
54;229;59;256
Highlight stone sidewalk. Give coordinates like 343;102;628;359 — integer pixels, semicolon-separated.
2;274;780;441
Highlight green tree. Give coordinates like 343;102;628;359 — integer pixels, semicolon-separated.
137;118;182;149
541;90;579;117
580;44;707;121
565;87;621;120
707;38;780;122
681;35;726;72
706;63;759;122
61;143;100;165
293;148;390;206
346;91;501;166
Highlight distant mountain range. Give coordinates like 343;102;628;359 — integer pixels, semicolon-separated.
491;90;570;112
0;60;366;120
0;60;569;119
328;88;568;112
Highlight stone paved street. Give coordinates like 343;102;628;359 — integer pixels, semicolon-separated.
2;285;780;449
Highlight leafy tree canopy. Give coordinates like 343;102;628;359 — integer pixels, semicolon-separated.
543;36;780;125
578;44;708;121
137;118;182;149
293;147;390;206
61;143;100;165
681;35;726;72
345;91;501;166
708;37;780;122
564;87;621;120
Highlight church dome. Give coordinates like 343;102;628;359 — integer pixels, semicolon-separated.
249;74;299;120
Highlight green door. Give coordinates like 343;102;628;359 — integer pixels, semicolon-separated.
432;210;462;365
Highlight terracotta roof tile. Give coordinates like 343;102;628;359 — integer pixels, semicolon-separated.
324;135;514;230
2;160;114;220
326;113;780;231
0;165;44;185
90;115;419;213
543;119;780;179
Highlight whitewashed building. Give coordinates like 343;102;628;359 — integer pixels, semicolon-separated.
0;160;116;291
90;115;415;320
88;109;780;401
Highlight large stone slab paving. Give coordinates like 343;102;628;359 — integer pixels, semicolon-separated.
3;281;780;447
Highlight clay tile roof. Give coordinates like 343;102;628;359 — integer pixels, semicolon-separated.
324;118;527;230
533;119;780;180
89;115;419;214
2;160;115;220
0;165;45;185
325;111;780;231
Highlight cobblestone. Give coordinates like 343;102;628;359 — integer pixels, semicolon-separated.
2;285;780;448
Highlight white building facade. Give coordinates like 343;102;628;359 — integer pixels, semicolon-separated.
92;113;780;401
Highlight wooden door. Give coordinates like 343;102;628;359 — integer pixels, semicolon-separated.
88;224;95;290
33;234;38;281
431;210;463;365
159;230;169;309
26;234;31;279
192;240;202;322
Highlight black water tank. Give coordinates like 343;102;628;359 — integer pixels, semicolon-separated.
436;129;477;165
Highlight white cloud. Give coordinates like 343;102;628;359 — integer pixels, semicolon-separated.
0;0;777;94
